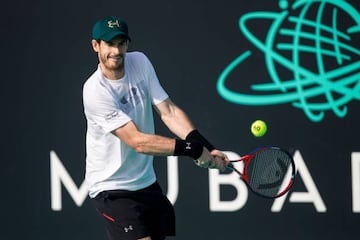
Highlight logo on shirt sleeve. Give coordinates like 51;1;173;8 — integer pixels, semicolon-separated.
104;110;119;121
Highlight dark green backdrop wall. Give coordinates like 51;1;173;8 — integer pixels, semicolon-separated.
2;0;360;239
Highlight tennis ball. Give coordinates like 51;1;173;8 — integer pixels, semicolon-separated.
251;120;267;137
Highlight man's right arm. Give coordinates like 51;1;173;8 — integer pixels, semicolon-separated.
112;120;176;156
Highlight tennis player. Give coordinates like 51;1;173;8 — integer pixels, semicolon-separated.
82;16;229;240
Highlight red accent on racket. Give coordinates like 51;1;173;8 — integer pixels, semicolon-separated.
227;146;295;198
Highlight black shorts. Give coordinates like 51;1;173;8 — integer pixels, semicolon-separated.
93;182;176;240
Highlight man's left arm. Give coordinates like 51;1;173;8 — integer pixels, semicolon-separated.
154;98;195;139
154;98;229;169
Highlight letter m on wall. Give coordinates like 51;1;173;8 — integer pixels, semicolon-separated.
50;150;88;211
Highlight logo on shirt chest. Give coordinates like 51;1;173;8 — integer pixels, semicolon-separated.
119;86;144;114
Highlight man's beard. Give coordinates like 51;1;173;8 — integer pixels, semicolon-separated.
102;54;125;71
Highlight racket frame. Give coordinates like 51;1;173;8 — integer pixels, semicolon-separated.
227;146;295;199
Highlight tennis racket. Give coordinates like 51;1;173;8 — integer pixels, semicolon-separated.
227;146;295;198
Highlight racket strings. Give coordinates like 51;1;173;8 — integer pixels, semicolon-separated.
247;149;293;197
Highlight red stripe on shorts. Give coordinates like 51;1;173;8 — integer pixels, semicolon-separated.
102;212;115;222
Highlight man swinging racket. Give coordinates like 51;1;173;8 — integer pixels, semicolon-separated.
82;16;229;240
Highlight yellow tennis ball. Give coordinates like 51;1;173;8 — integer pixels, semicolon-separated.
251;120;267;137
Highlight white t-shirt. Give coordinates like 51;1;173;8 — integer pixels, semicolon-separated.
83;51;169;198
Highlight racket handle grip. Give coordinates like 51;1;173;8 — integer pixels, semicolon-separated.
227;163;234;169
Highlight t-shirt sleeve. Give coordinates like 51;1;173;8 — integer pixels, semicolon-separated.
83;83;131;133
141;53;169;105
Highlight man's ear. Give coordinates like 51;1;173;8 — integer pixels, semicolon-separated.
91;39;99;52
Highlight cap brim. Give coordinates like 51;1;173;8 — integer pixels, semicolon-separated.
101;31;131;42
